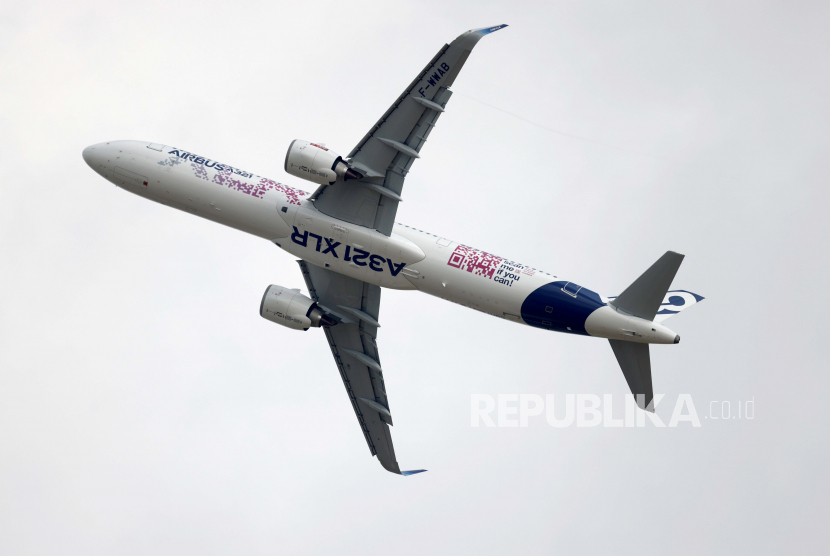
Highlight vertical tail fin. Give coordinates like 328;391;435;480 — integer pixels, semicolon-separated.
611;251;685;320
608;251;685;412
609;339;654;411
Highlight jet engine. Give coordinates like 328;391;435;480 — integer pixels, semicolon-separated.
260;284;337;331
284;140;362;185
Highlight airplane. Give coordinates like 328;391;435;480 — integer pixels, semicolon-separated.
82;25;703;476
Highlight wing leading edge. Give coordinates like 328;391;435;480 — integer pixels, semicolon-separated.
298;261;424;476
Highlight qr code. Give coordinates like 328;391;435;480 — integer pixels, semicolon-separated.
447;244;503;279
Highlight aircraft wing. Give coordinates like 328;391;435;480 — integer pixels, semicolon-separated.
297;260;424;475
311;25;507;235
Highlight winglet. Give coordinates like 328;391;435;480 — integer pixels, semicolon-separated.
401;469;428;476
453;24;508;51
474;24;508;35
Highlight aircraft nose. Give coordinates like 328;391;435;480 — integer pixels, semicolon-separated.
82;143;102;168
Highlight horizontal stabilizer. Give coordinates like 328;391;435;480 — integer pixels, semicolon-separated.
609;339;654;412
401;469;428;476
612;251;684;321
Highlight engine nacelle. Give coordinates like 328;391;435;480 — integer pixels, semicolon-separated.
260;284;336;331
283;140;362;185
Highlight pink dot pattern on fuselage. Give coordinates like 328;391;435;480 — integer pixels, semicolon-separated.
188;164;308;204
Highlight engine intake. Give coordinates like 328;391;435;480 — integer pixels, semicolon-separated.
260;284;336;331
284;140;362;185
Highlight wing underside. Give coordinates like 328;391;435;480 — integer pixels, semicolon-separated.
311;25;507;236
298;261;422;475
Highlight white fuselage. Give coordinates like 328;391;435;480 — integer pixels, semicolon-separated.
82;140;679;344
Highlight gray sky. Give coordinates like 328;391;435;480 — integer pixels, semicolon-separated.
1;1;828;553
